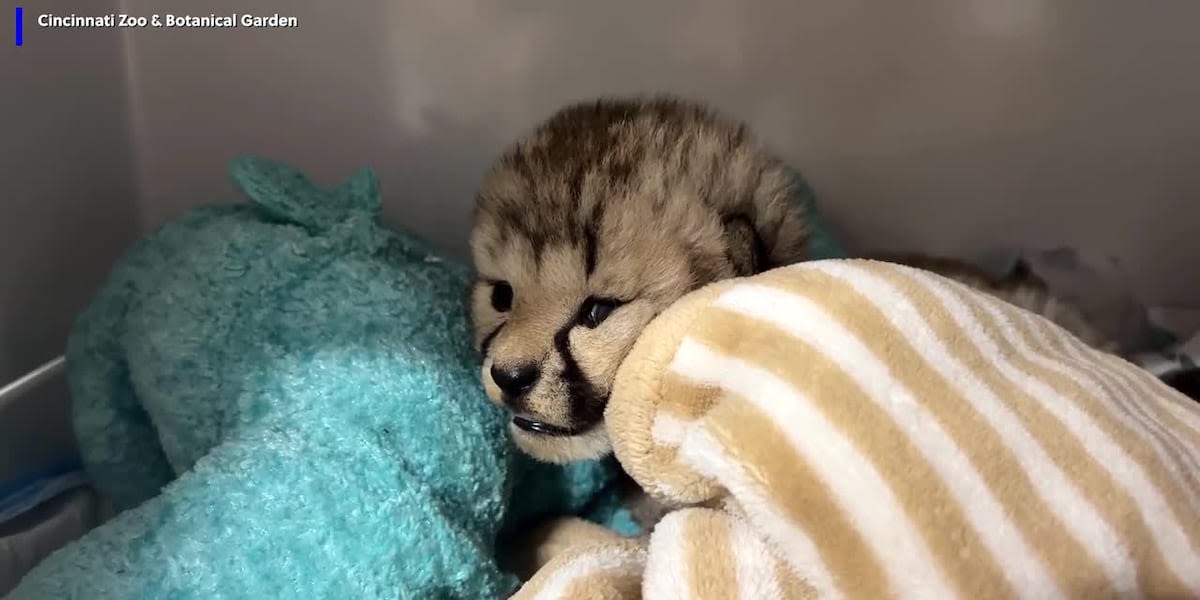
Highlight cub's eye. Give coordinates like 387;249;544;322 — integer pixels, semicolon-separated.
579;297;620;329
490;281;513;312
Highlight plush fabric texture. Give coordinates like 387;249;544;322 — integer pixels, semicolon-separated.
4;157;624;600
516;259;1200;599
786;169;844;261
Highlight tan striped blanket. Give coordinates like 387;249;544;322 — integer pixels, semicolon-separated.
512;259;1200;600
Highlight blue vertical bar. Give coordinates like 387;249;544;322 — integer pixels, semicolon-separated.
14;7;23;47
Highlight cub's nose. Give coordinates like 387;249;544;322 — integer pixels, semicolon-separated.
490;363;540;399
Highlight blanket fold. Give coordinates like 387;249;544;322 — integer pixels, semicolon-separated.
519;259;1200;599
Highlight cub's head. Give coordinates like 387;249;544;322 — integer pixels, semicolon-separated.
469;97;811;463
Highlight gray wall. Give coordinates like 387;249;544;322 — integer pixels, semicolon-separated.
120;0;1200;309
4;0;1200;383
1;0;139;383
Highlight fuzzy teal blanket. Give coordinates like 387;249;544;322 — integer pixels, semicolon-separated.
4;157;627;599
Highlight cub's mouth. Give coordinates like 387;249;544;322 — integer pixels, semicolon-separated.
505;411;613;463
479;361;614;462
511;415;590;437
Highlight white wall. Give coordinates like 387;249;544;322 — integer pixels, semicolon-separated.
119;0;1200;308
1;0;139;383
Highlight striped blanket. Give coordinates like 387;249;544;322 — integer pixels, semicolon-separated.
513;259;1200;599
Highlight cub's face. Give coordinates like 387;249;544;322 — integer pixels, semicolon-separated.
470;207;729;463
469;98;808;463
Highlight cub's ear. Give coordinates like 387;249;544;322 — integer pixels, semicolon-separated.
722;215;768;277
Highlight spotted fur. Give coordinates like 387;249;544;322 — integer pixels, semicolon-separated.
468;96;811;465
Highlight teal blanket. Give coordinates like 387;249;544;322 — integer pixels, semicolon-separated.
5;157;623;599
